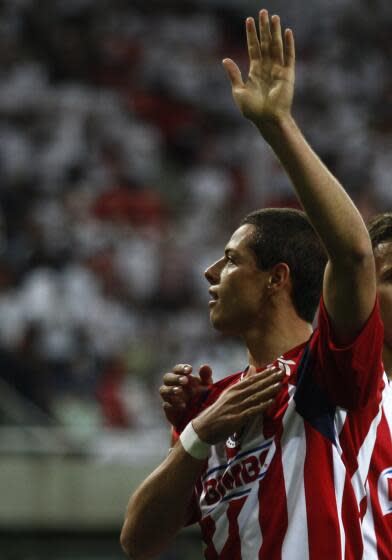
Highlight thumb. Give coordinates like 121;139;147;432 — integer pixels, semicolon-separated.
199;364;213;386
222;58;244;89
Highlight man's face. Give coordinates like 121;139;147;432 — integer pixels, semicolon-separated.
204;224;269;335
375;242;392;350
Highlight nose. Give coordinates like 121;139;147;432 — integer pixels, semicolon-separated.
205;258;223;285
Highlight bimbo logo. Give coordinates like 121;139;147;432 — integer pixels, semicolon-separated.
202;446;270;506
377;467;392;516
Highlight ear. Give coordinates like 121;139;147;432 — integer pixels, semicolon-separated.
267;263;291;293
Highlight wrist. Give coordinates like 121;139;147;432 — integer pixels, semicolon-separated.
180;420;211;460
191;416;211;443
254;113;296;141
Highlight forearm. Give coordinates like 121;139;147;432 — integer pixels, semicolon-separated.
257;114;376;341
120;442;204;560
257;115;372;264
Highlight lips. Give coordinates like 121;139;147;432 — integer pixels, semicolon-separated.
209;288;219;306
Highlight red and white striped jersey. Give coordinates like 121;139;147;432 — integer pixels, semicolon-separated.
179;298;384;559
362;375;392;559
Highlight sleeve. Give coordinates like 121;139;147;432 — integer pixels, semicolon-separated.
311;296;384;410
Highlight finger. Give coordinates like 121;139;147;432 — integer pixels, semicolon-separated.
236;368;284;394
243;398;275;419
163;372;190;386
259;9;272;60
162;401;185;413
222;58;244;89
242;380;282;407
159;384;185;399
284;28;295;69
270;15;284;65
240;365;280;384
172;364;192;375
159;387;188;409
245;17;262;70
253;369;284;388
159;384;172;398
199;364;213;386
242;373;284;397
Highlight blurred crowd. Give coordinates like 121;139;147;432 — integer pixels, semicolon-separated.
0;0;391;431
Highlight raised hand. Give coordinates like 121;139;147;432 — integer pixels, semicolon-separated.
223;10;295;128
159;363;213;429
192;365;284;445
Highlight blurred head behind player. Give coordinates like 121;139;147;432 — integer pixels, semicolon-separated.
368;212;392;376
205;208;327;337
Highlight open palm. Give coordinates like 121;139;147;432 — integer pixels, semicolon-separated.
223;10;295;126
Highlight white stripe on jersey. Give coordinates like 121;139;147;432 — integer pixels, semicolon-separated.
332;442;347;560
334;407;347;437
351;401;383;506
237;440;276;558
333;401;349;558
362;480;378;560
210;505;229;556
281;387;309;560
237;490;263;558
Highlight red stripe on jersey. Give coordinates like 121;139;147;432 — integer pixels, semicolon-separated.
341;475;363;560
359;496;367;521
219;497;248;559
202;515;219;560
304;425;342;559
339;420;358;477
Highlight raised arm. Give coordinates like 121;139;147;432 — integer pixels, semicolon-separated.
223;10;376;344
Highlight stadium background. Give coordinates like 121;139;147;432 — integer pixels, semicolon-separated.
0;0;391;558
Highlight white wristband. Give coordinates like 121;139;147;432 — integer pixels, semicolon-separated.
180;421;211;460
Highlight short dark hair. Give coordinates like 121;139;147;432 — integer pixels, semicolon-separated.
367;212;392;251
241;208;327;323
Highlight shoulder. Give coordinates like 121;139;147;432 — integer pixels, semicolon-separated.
317;295;384;350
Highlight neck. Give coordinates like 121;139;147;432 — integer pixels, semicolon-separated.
245;305;313;369
383;344;392;380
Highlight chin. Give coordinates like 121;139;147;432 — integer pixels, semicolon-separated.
210;313;223;331
210;312;227;332
210;313;240;336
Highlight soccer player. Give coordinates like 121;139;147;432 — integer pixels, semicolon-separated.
161;214;392;559
362;213;392;559
120;10;384;559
